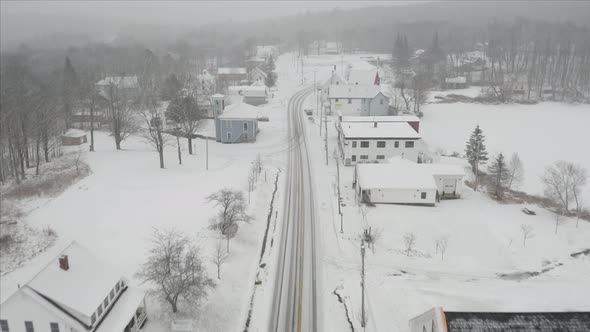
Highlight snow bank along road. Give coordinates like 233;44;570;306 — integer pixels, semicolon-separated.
269;86;319;332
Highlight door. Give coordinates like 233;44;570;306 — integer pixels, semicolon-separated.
442;178;456;195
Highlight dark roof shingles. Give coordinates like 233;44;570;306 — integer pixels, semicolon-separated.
445;312;590;332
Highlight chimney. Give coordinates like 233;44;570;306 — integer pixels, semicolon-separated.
374;122;378;128
59;255;69;271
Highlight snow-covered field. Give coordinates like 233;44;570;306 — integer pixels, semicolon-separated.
421;101;590;201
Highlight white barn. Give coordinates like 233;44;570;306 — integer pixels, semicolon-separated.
354;159;466;205
338;119;423;166
0;242;147;332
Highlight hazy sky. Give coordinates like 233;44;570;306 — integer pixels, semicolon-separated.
1;1;411;45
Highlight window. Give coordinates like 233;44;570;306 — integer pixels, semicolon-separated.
351;155;357;162
110;288;115;300
380;98;384;105
0;320;8;332
421;192;427;199
360;141;370;148
348;99;352;104
351;141;357;148
360;155;368;160
335;98;339;102
227;132;232;141
97;304;103;317
91;313;96;324
376;141;386;148
376;155;385;160
243;122;248;131
103;296;109;308
394;141;399;148
405;141;415;148
50;323;59;332
24;322;34;332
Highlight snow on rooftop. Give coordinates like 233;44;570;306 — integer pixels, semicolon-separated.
340;115;420;123
388;156;466;177
218;102;261;120
348;68;378;85
446;76;467;84
95;287;146;332
328;84;382;99
341;121;421;139
218;68;247;75
96;76;138;89
356;163;437;190
27;241;124;317
228;85;267;97
63;128;87;137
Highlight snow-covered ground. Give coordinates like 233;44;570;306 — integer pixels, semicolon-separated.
0;55;302;332
421;101;590;201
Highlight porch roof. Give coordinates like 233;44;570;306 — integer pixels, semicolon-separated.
96;287;146;332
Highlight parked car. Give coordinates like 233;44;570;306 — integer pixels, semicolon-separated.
304;108;313;115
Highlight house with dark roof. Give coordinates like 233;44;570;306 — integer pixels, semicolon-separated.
410;307;590;332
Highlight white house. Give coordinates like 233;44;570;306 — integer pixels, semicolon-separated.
95;76;139;100
0;242;147;332
328;85;390;116
321;71;347;102
338;114;421;133
248;67;267;84
227;85;267;106
353;158;466;205
355;163;438;205
338;119;423;165
347;68;380;85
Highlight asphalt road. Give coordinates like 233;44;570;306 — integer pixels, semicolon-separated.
269;86;318;332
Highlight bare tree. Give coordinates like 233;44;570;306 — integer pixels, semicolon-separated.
212;239;229;279
206;189;251;253
520;224;534;247
136;228;214;314
543;161;587;217
434;236;449;260
139;109;170;169
167;94;205;155
571;164;587;227
248;166;256;204
403;233;416;257
104;82;137;150
361;227;382;253
73;148;83;175
507;152;524;190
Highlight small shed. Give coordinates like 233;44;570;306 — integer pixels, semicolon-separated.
61;129;87;146
445;76;467;89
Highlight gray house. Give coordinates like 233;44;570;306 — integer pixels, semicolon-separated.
213;95;259;143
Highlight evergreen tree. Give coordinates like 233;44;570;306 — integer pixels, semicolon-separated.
161;74;182;101
265;55;276;73
465;125;489;173
488;153;510;198
265;72;277;88
63;56;78;128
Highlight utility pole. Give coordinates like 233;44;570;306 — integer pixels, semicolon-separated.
361;241;366;331
206;138;209;170
324;109;328;165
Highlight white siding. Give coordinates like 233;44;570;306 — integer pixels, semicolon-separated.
342;138;423;166
433;175;464;197
1;291;75;332
360;187;436;205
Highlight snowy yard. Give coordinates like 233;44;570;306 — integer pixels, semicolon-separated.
0;55;301;332
421;101;590;201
